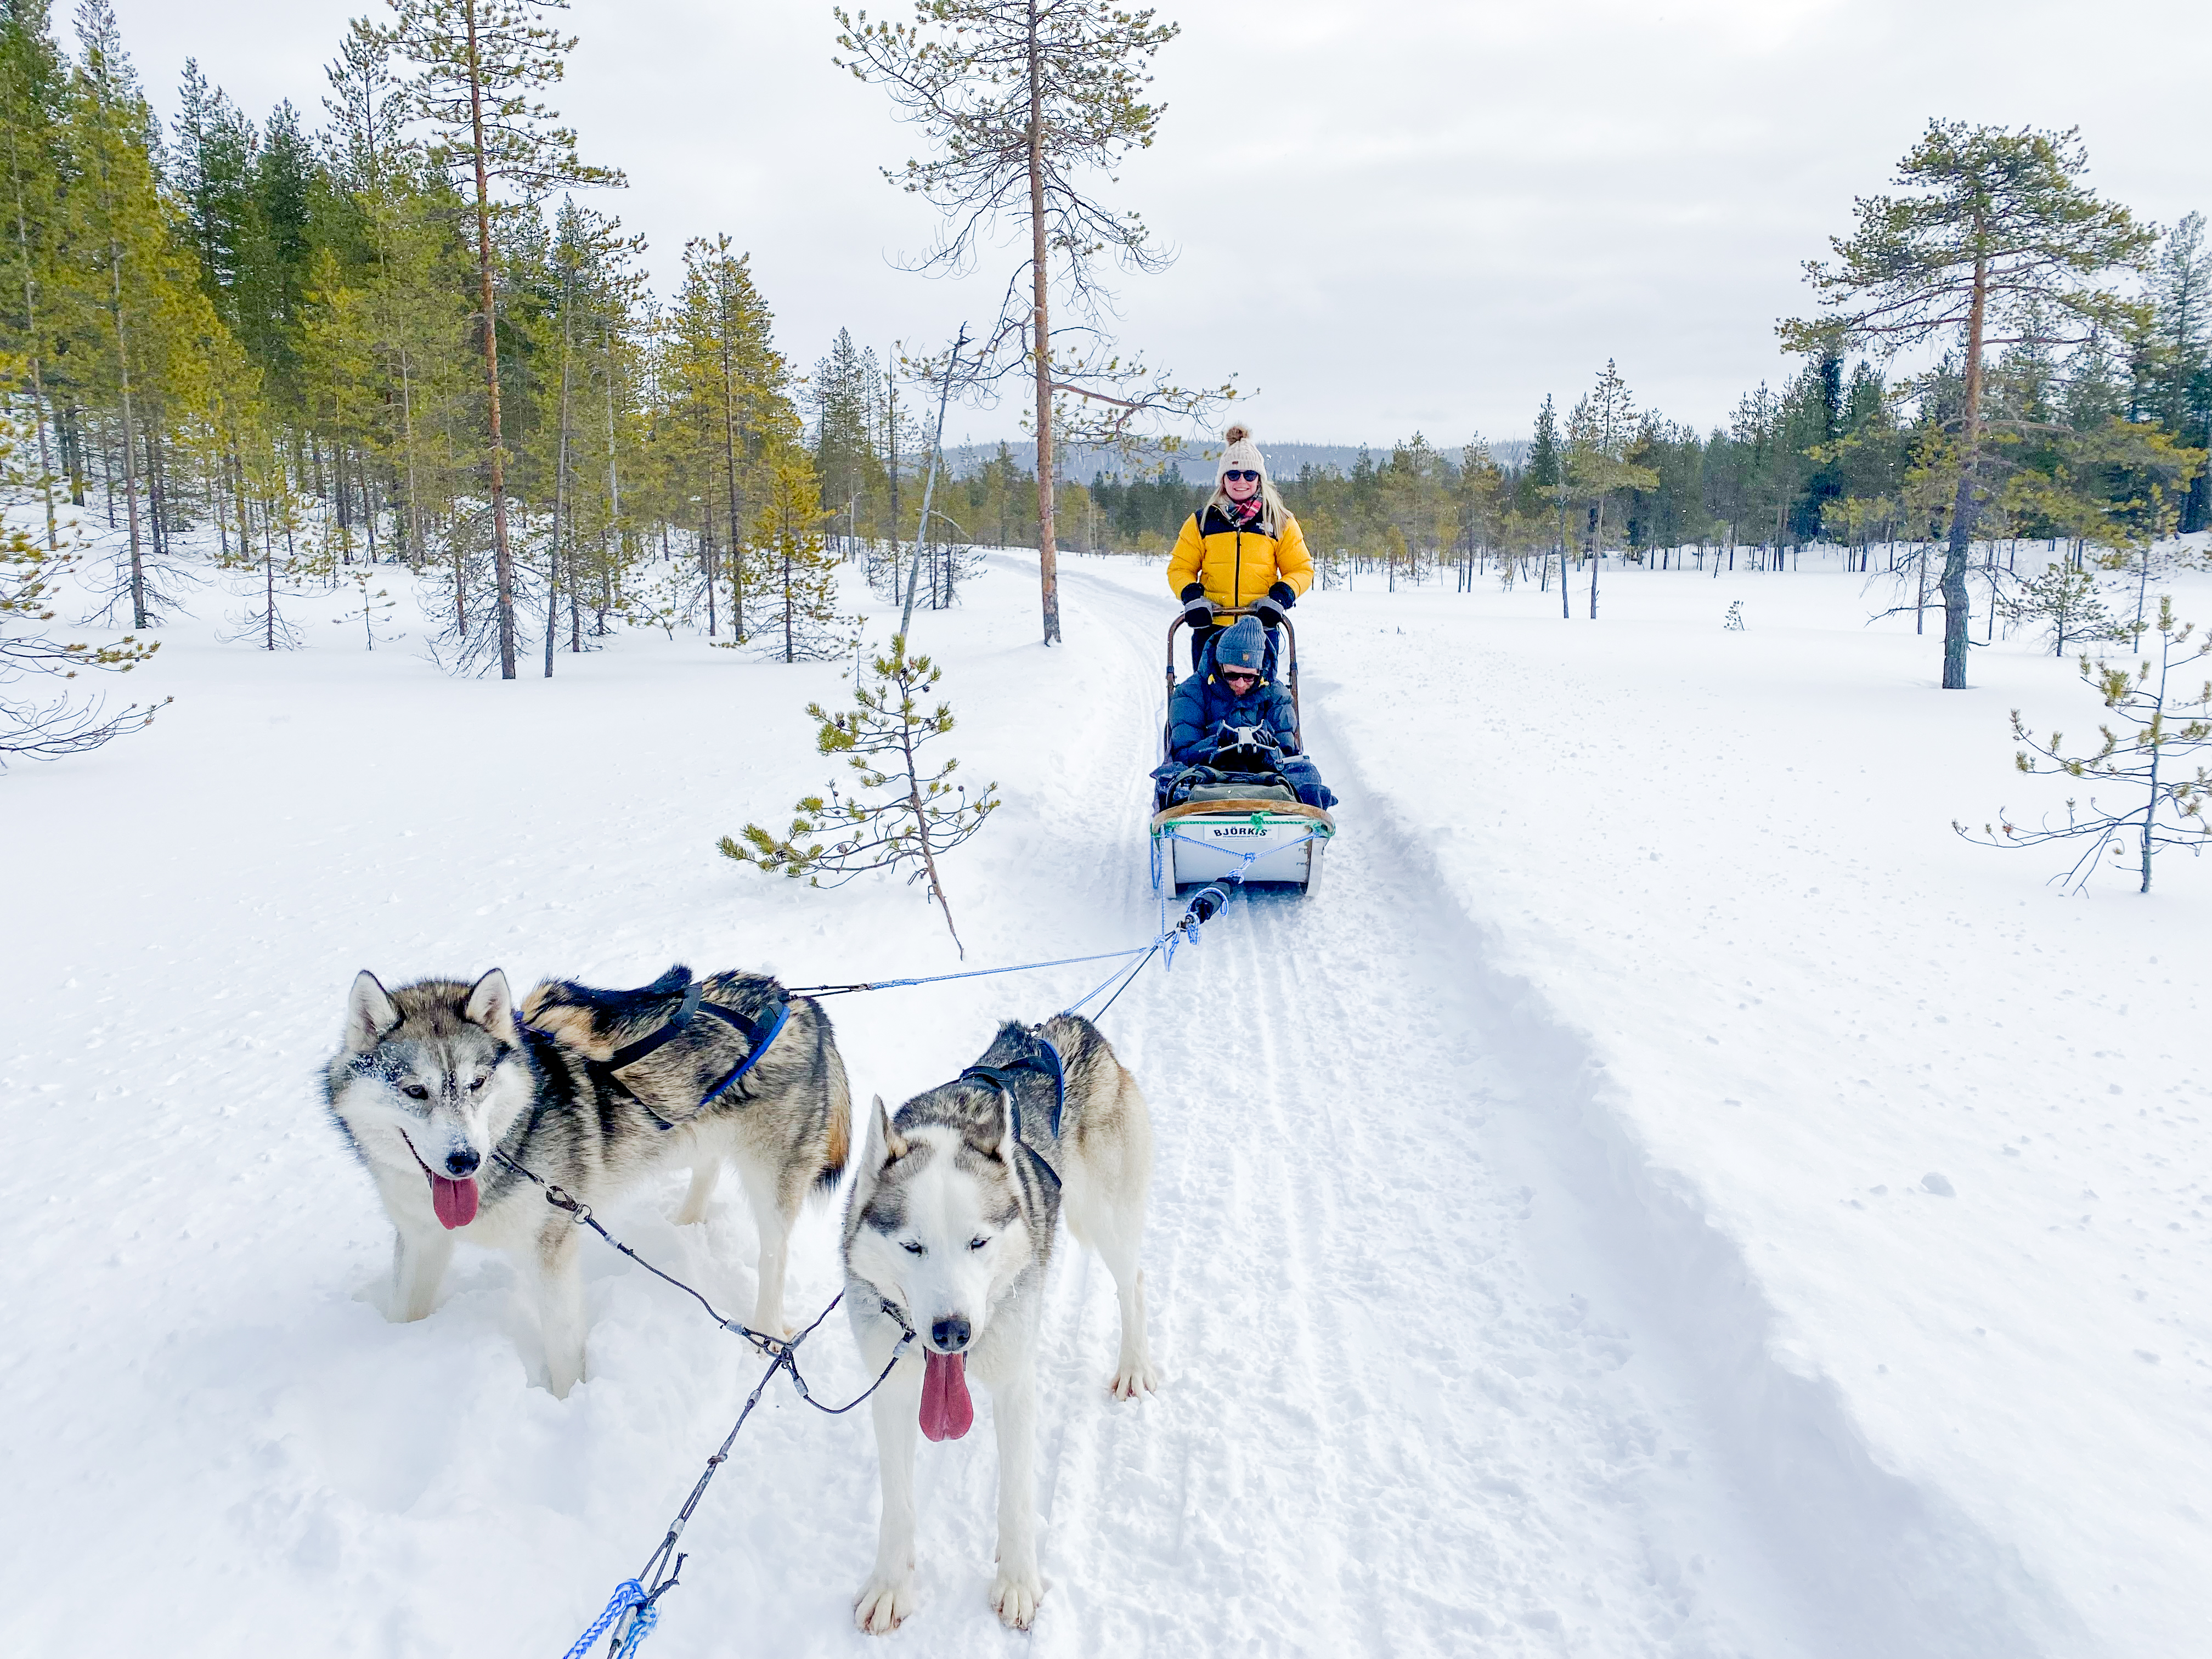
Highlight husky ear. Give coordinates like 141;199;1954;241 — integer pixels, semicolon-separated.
345;970;401;1053
984;1081;1018;1162
862;1093;910;1167
464;967;519;1044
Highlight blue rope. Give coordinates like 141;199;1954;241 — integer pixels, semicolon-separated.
787;944;1154;998
1061;941;1161;1017
564;1581;648;1659
609;1599;659;1659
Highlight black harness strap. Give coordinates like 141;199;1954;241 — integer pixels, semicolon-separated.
605;979;704;1071
596;985;794;1133
958;1031;1067;1189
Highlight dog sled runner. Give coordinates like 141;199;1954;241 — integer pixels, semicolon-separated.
1151;607;1335;896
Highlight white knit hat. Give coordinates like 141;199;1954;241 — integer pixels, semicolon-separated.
1216;422;1265;484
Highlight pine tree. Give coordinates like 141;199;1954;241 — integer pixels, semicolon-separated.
1565;360;1657;618
1525;393;1567;605
2148;213;2212;531
743;446;851;663
60;0;180;628
234;99;314;411
0;3;67;548
170;61;256;323
383;0;623;679
835;0;1231;646
662;235;792;642
1781;121;2154;689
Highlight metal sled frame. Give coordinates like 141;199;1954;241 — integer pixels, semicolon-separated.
1151;607;1335;894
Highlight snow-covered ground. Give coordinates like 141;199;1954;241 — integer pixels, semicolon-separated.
4;531;2207;1657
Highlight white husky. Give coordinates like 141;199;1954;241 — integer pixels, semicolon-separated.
842;1014;1156;1633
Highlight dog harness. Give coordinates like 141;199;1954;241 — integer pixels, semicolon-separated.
957;1030;1066;1189
596;978;794;1130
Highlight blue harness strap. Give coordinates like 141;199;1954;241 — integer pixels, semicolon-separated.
597;990;794;1131
697;996;792;1107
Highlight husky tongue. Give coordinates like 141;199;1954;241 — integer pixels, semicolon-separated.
919;1350;973;1442
429;1173;478;1230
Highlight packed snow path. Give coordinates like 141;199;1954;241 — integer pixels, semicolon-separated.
1;550;2108;1656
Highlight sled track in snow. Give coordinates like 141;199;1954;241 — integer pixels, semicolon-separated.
1023;560;2074;1658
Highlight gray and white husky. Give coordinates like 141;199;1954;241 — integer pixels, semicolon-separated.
323;963;849;1396
842;1014;1156;1633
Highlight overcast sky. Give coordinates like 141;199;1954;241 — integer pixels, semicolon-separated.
112;0;2209;452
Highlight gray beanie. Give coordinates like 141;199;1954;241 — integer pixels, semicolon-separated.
1214;617;1267;678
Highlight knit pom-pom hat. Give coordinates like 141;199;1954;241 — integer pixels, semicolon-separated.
1214;616;1268;678
1216;422;1265;485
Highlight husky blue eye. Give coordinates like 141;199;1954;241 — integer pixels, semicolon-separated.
968;1237;988;1251
403;1084;430;1101
467;1076;487;1092
902;1241;925;1256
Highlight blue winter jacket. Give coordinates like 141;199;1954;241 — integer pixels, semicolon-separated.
1167;648;1301;765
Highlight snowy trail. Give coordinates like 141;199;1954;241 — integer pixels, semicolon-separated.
1022;563;1822;1655
2;550;2090;1657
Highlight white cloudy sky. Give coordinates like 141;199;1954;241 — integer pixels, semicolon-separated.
114;0;2208;450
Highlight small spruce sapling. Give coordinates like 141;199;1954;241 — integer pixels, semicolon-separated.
331;566;401;649
1998;565;2123;657
719;634;998;954
1955;597;2212;893
1723;600;1746;631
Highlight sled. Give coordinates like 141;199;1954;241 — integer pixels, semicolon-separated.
1150;607;1335;895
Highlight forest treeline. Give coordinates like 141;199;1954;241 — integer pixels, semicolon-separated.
0;0;868;682
4;0;2208;707
884;250;2212;602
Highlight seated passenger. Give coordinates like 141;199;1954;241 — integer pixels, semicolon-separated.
1162;618;1336;809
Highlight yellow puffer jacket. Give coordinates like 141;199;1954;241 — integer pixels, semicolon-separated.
1166;504;1316;611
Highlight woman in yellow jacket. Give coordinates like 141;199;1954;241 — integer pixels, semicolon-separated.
1167;424;1314;670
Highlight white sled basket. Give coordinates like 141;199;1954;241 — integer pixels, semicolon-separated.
1152;798;1334;893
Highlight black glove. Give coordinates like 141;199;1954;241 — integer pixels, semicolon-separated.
1251;582;1295;629
1180;581;1214;624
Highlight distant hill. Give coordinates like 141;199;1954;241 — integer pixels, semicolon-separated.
944;435;1530;479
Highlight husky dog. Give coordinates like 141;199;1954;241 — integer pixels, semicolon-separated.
323;963;849;1396
843;1014;1155;1633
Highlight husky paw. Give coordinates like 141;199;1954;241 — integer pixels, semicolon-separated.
990;1568;1045;1630
854;1574;917;1635
1108;1358;1158;1401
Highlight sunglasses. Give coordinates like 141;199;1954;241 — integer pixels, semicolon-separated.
1223;469;1261;483
1221;669;1261;683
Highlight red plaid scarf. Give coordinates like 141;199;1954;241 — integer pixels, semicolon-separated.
1223;491;1265;529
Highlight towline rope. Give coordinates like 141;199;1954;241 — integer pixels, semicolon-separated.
490;1147;915;1658
785;942;1155;998
790;831;1318;1020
